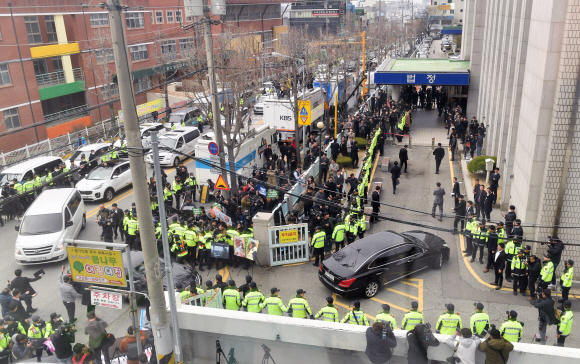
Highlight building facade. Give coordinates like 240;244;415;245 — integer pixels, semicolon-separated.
289;1;347;36
0;0;283;152
464;0;580;278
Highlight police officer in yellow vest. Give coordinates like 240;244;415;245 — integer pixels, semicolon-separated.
538;253;555;292
499;310;523;343
173;177;183;209
470;302;490;338
198;227;213;272
0;319;12;356
126;214;139;250
109;147;118;160
357;213;366;239
314;296;339;322
340;300;369;326
222;280;241;311
32;173;42;189
171;234;189;264
345;215;358;245
436;303;462;335
556;300;574;346
185;173;198;202
28;316;49;361
559;260;574;305
331;218;346;252
176;282;190;302
184;223;198;267
242;282;264;313
12;178;23;194
260;287;287;316
511;249;528;296
375;304;397;329
288;289;313;319
311;226;326;267
401;301;424;330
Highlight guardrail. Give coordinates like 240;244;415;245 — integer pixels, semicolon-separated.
36;68;83;88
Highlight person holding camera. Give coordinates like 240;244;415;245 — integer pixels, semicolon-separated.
365;321;397;364
477;328;513;364
445;328;481;364
84;311;111;364
11;334;32;362
406;323;439;364
533;288;557;345
50;324;75;364
525;255;541;302
546;237;565;289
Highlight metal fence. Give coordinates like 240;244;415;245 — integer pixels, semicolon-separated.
269;223;310;266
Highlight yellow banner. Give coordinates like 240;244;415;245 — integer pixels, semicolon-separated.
30;43;80;59
438;4;451;10
67;247;127;287
297;100;311;126
280;230;299;243
119;99;163;123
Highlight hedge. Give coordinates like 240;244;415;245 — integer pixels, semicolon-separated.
336;156;353;167
467;156;497;173
355;137;368;148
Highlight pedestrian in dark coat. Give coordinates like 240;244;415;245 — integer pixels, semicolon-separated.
433;143;445;174
390;162;401;194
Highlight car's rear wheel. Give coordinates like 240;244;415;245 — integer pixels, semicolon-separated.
364;280;380;298
432;253;443;270
104;188;114;202
81;215;86;231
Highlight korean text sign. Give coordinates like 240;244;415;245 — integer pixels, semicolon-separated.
91;289;123;309
67;247;126;287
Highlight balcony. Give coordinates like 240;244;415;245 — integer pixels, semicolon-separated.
36;68;84;88
44;105;90;125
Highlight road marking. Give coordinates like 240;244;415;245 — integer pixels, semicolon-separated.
448;151;511;292
332;293;375;321
369;152;381;188
223;267;229;282
283;261;309;267
370;297;409;313
85;158;195;218
401;281;419;288
384;287;418;300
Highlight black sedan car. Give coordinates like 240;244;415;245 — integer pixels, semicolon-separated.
319;230;450;298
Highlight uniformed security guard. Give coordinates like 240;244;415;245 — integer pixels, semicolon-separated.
122;210;132;242
32;173;42;189
463;213;477;257
173;177;183;209
4;316;25;336
222;280;241;311
44;312;63;338
357;213;366;239
171;234;189;264
375;304;397;329
471;222;487;264
184;223;198;266
176;282;190;302
109;146;118;161
331;218;346;252
311;226;326;266
504;238;521;282
511;249;528;296
436;303;462;335
538;253;555;291
198;227;213;272
556;300;574;346
260;287;287;316
345;215;358;245
314;296;339;322
13;178;23;194
470;302;490;337
27;315;49;361
242;282;264;313
340;300;369;326
288;289;313;319
0;319;11;357
401;301;424;330
185;173;198;202
126;214;139;250
163;182;174;211
499;310;523;343
559;260;574;305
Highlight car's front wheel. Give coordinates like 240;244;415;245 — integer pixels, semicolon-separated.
363;280;380;298
81;215;86;231
432;253;443;270
173;157;180;167
104;188;115;202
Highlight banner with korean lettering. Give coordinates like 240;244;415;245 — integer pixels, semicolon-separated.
91;289;123;309
67;247;127;287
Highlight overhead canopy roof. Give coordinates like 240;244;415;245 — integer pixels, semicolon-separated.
373;59;470;85
441;26;463;34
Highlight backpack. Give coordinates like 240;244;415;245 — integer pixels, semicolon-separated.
126;342;139;361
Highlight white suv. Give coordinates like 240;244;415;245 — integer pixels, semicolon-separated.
75;160;132;201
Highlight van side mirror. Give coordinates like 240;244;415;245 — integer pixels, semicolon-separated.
112;175;118;179
14;226;19;231
65;221;74;228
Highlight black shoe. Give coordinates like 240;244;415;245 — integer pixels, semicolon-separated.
432;215;436;218
464;253;472;257
313;263;318;266
114;235;118;240
30;308;38;313
513;291;517;296
558;299;564;303
479;260;484;264
435;171;439;174
506;278;512;283
438;219;442;222
520;292;526;296
198;267;205;272
393;191;396;194
470;259;475;263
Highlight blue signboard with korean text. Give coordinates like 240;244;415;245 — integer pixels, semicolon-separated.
257;184;267;196
373;72;470;86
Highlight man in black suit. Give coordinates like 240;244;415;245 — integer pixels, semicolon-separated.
399;145;409;173
390;161;401;194
502;205;517;236
370;186;381;223
483;188;494;224
110;203;124;241
452;177;460;208
449;133;457;161
466;200;475;218
476;185;487;219
511;219;523;240
453;195;466;232
491;243;507;290
9;269;43;314
489;168;500;204
433;143;445;174
473;178;481;200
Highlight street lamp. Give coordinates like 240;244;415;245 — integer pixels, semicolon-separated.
317;121;324;185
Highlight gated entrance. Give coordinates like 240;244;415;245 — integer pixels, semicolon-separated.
269;224;310;266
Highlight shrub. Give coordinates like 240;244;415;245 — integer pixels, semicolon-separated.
467;156;497;173
355;137;368;149
336;156;352;167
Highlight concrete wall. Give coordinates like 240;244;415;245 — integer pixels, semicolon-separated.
172;303;580;364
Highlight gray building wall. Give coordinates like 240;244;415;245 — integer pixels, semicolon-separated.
465;0;580;278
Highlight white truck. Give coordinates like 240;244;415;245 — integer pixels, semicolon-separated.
194;123;278;185
263;88;325;142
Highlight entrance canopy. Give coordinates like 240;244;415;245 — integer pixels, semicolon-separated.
441;26;463;34
373;59;470;86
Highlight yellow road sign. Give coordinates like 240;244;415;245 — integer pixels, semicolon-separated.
215;175;230;191
298;100;311;126
67;247;127;287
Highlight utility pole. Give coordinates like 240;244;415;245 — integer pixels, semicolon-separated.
106;2;176;364
325;0;329;37
203;0;228;189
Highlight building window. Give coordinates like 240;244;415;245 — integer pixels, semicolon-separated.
100;84;119;99
129;44;149;61
450;9;455;14
90;13;109;27
186;15;193;22
175;10;182;23
155;11;164;23
0;64;11;86
179;38;194;54
33;59;47;75
52;57;63;71
161;40;177;60
95;49;114;63
460;9;464;12
3;108;20;129
134;77;151;93
166;11;174;23
45;16;57;43
24;16;42;44
126;13;144;29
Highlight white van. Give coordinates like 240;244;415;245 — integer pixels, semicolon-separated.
163;107;201;129
0;156;64;186
14;188;85;265
113;122;167;152
145;126;201;167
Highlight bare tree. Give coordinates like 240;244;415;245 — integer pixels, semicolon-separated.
83;27;117;125
154;30;181;117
